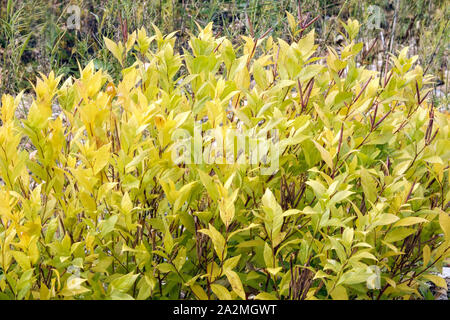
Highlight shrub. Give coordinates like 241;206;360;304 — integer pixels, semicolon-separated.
0;19;448;300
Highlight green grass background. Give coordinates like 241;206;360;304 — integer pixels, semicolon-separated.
0;0;448;105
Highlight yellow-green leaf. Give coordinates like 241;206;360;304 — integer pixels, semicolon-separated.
394;217;428;227
225;270;246;300
211;283;232;300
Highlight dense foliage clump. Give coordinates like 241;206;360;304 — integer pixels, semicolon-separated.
0;18;449;300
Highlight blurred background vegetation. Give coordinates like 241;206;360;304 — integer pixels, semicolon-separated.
0;0;448;106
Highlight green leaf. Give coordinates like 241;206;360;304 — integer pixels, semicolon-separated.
286;11;297;33
306;180;327;198
198;169;219;201
298;65;323;82
121;191;133;214
125;150;149;173
225;270;246;300
60;277;90;297
109;273;139;293
422;275;447;290
211;284;232;300
330;286;348;300
254;292;278;300
312;141;333;169
110;292;135;300
12;251;31;270
374;214;400;227
253;61;269;89
385;228;416;243
174;181;197;213
199;224;227;260
438;210;450;240
261;188;284;240
100;214;118;237
360;168;377;203
263;242;273;268
173;247;187;270
353;251;378;261
157;263;176;273
330;190;354;205
104;37;124;65
342;228;354;248
393;217;428;227
423;245;431;267
93;143;110;175
191;284;208;300
329;237;346;262
223;255;241;272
